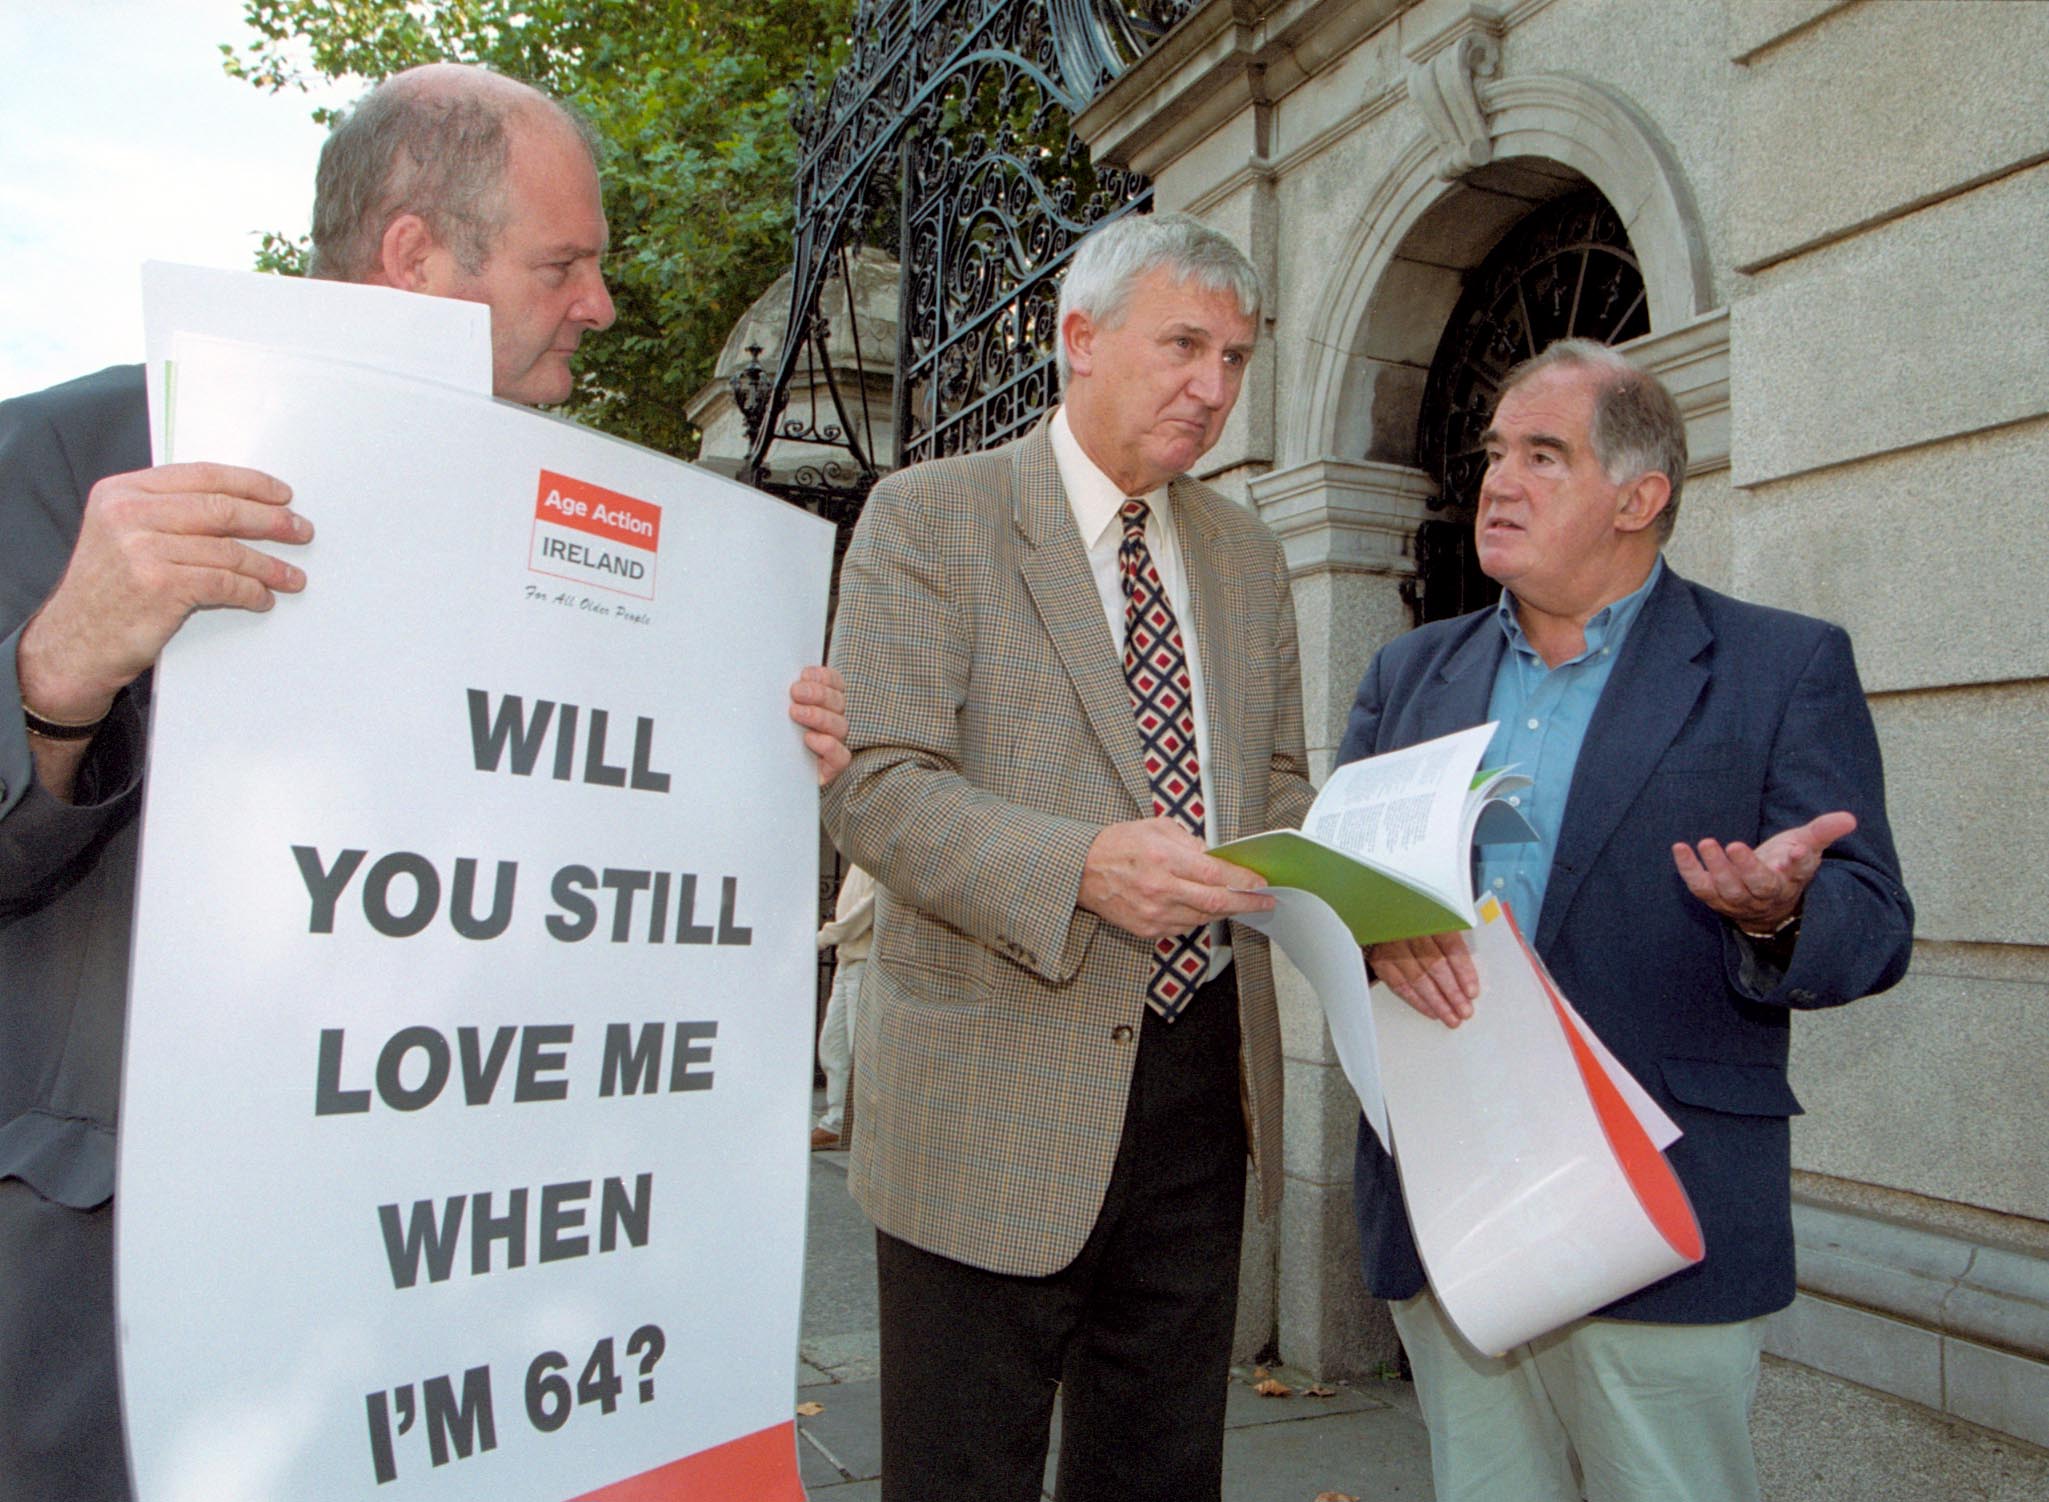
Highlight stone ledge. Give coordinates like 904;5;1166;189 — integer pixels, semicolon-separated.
1073;0;1410;178
1794;1200;2049;1362
1764;1194;2049;1450
1621;308;1729;476
1248;458;1436;577
1764;1294;1943;1412
1765;1293;2049;1452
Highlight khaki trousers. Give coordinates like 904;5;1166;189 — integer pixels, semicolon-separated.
1391;1290;1764;1502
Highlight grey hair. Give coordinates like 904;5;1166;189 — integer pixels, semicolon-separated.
1497;337;1689;538
309;69;600;283
1056;211;1263;388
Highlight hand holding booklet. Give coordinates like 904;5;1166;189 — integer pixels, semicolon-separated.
1228;725;1703;1355
1370;898;1704;1355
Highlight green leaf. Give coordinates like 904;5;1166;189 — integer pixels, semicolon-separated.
224;0;855;457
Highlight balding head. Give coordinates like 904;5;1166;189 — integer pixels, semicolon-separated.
306;63;615;406
309;63;598;285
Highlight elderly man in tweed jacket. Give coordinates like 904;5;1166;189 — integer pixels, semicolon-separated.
821;214;1317;1501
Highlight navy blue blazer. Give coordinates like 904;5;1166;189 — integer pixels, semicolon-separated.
1339;565;1912;1325
0;365;151;1500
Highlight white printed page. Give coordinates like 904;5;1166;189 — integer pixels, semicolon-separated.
1240;890;1389;1152
1301;723;1496;906
1371;899;1701;1356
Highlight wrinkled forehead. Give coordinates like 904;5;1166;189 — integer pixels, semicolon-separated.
1129;270;1258;341
495;117;609;251
1489;364;1599;437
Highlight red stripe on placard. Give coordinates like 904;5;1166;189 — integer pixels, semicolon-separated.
1499;904;1706;1264
535;468;663;551
568;1421;804;1501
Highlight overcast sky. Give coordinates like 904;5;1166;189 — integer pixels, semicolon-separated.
0;0;355;395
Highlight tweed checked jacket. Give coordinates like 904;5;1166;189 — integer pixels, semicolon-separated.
821;422;1317;1278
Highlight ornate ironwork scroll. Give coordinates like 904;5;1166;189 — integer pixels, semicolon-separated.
1408;188;1651;623
737;0;1199;519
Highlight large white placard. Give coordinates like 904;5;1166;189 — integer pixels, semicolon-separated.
117;338;831;1500
141;261;493;455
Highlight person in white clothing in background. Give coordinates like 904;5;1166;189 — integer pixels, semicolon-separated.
813;863;875;1149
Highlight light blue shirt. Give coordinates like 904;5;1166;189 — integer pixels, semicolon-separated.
1476;558;1664;933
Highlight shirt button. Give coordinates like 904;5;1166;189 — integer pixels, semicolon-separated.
1526;717;1540;730
1508;795;1521;807
1112;1024;1134;1043
1492;878;1506;890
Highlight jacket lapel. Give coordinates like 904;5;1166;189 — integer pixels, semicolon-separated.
1171;477;1245;842
1422;609;1506;743
1536;565;1712;951
1013;429;1154;817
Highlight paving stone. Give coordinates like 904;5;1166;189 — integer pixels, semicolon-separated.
802;1155;878;1344
803;1477;882;1499
1752;1355;2049;1502
796;1375;883;1483
1225;1366;1391;1430
796;1424;850;1491
1221;1402;1434;1501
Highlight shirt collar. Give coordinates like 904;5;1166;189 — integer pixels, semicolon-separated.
1050;405;1172;549
1497;555;1665;665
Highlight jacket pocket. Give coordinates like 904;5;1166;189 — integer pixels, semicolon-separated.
0;1108;116;1209
1659;1057;1803;1118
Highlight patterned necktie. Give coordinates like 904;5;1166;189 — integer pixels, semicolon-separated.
1118;498;1211;1021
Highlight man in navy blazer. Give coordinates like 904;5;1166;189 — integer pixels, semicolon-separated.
1339;339;1911;1502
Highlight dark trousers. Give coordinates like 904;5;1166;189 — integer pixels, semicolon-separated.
874;969;1248;1502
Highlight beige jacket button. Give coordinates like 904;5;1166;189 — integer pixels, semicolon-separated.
1111;1024;1134;1043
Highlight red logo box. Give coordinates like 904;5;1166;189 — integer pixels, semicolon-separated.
534;470;662;551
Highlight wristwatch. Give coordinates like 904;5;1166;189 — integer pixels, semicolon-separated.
1739;910;1801;943
20;698;107;741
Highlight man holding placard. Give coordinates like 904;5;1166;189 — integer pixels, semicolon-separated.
0;64;845;1499
1338;340;1912;1502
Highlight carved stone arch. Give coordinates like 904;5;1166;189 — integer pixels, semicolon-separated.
1285;71;1712;468
1482;74;1714;331
1283;133;1461;468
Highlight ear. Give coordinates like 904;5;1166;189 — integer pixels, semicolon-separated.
1060;308;1097;381
1614;470;1672;535
375;214;447;294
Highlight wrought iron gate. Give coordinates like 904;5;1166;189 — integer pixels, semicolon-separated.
732;0;1199;530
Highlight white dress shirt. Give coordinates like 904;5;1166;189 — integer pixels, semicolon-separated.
1049;406;1232;978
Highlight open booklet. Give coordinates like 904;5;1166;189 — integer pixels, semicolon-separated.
1212;722;1536;945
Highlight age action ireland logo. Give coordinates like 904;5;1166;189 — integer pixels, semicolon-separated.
528;470;661;601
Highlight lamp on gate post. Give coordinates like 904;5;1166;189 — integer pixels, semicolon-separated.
731;344;772;445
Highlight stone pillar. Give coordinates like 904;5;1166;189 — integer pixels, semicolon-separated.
1247;457;1436;1375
